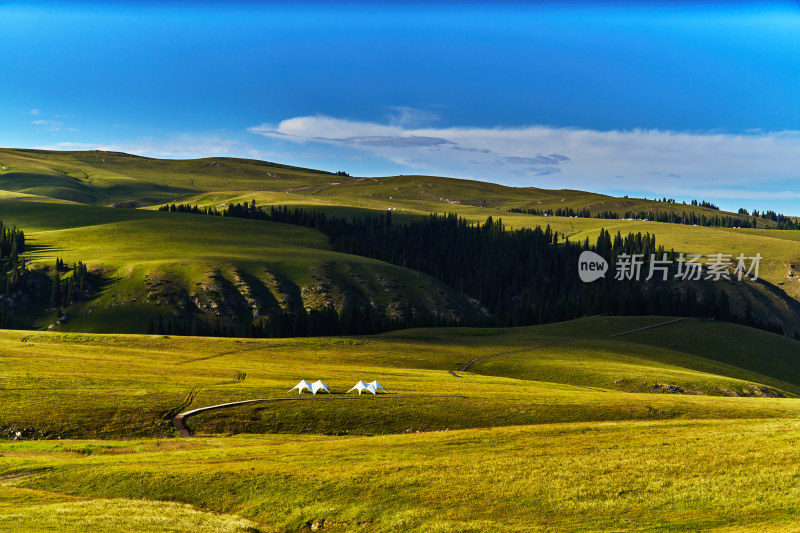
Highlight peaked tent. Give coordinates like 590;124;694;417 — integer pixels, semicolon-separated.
347;380;375;395
368;380;388;393
289;380;313;394
310;380;331;394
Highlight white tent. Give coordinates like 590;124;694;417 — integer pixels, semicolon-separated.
347;380;374;395
289;380;313;394
290;379;331;394
310;379;331;394
368;380;387;393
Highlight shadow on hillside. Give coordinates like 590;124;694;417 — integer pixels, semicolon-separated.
24;243;59;256
753;276;800;321
0;172;97;204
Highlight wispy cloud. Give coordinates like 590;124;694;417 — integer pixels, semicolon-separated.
31;119;66;133
248;116;575;178
29;110;77;133
339;135;454;147
248;115;800;198
387;106;440;127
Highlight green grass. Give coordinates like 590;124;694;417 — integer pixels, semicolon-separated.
0;200;481;332
2;147;779;229
2;317;799;439
0;496;261;533
151;167;800;329
1;318;800;530
470;318;800;396
4;419;800;531
0;148;350;206
2;149;800;531
3;148;799;335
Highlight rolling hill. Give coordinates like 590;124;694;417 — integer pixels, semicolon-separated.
2;148;800;531
2;317;800;531
1;148;798;337
2;316;799;439
0;200;485;334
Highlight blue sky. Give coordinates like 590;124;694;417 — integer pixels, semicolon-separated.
2;1;799;214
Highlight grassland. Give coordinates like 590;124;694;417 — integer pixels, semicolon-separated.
2;148;798;335
2;317;800;531
2;149;800;531
181;178;800;319
4;419;800;532
0;199;482;333
2;316;799;440
0;148;352;206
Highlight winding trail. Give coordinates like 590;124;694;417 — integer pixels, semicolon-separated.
458;317;689;373
177;345;267;365
173;318;689;437
174;394;466;437
603;318;688;338
458;340;575;372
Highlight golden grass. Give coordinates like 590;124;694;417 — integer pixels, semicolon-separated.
3;419;800;531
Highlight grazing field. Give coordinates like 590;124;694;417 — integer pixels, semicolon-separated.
2;316;800;439
3;421;800;532
0;148;349;206
2;149;800;531
2;314;800;531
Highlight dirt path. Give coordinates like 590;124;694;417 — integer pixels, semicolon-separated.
458;339;575;372
174;394;466;437
603;317;688;337
457;317;689;373
177;345;267;365
173;318;689;436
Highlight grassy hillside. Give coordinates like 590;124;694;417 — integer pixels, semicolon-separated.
1;148;751;221
4;419;800;532
1;147;797;335
0;148;355;206
0;201;483;334
505;214;800;303
0;148;787;229
2;317;799;440
4;149;800;531
2;317;800;531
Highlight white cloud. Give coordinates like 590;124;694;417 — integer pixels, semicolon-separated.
31;119;64;132
387;106;440;127
258;116;403;141
37;142;107;150
248;115;800;196
29;111;77;133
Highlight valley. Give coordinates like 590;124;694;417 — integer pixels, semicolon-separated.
1;149;799;532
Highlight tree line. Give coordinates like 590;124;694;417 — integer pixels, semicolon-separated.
50;259;89;311
0;220;28;326
0;216;93;326
745;209;800;230
160;201;787;337
509;205;799;230
691;199;719;210
509;207;763;229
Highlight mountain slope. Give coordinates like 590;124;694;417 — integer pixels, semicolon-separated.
1;148;798;336
0;201;485;334
0;148;357;206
